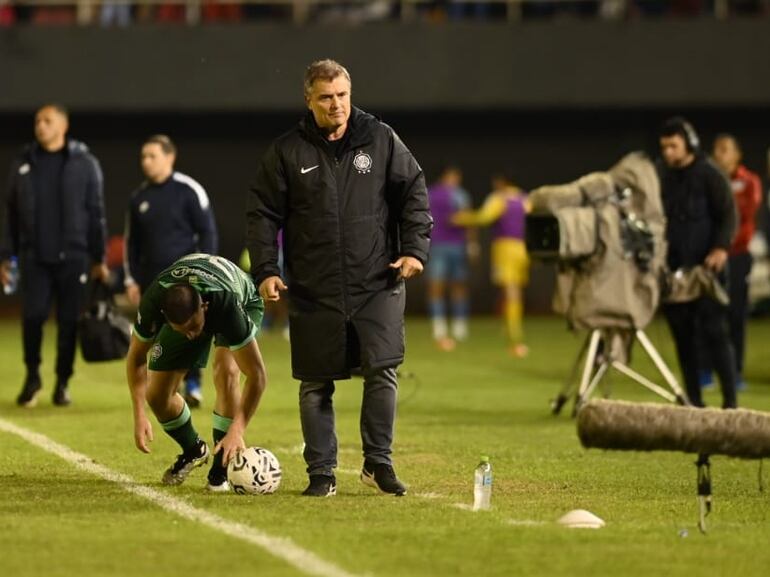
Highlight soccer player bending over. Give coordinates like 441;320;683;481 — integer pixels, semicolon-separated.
126;253;267;491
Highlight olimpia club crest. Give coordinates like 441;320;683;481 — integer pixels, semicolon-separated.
353;151;372;174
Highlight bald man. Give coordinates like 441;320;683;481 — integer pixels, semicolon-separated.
1;104;109;407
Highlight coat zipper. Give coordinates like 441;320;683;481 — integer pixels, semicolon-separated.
331;152;351;322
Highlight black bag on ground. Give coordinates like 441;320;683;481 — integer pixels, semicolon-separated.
78;281;132;362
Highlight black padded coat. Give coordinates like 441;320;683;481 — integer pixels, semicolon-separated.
247;107;432;380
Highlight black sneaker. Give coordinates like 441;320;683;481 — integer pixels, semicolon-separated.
52;380;71;407
162;439;210;486
206;466;230;493
16;374;42;408
361;462;407;496
302;474;337;497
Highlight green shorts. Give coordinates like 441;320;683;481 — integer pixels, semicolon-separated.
147;304;263;372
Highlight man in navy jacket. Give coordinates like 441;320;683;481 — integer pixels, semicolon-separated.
123;134;218;408
1;104;108;407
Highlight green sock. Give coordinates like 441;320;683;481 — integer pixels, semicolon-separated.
160;403;199;453
212;412;233;472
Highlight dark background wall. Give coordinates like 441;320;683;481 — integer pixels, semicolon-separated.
4;20;770;110
2;20;769;313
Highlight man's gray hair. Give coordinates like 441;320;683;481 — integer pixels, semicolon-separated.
303;59;351;97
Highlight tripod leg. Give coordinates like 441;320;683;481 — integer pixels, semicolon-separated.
575;362;610;415
551;333;591;415
573;330;602;414
610;361;678;403
636;329;690;406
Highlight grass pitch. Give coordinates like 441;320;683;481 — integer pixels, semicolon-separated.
1;315;769;577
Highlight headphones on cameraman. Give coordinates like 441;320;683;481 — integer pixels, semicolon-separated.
662;116;700;154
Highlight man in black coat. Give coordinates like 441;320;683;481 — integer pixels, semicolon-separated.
1;104;109;407
657;117;737;408
247;59;432;497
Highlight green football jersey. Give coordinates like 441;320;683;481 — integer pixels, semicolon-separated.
134;253;263;350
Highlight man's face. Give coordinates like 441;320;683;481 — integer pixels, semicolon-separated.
442;169;462;187
660;134;693;168
168;305;206;340
306;76;351;133
712;137;741;175
141;143;175;183
34;107;68;150
491;177;507;191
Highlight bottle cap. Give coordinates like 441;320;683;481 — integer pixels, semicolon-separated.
480;455;489;462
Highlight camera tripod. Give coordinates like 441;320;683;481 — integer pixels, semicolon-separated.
550;327;690;416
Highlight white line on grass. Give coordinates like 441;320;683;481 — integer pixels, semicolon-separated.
413;492;442;500
505;519;547;527
0;417;363;577
447;498;546;526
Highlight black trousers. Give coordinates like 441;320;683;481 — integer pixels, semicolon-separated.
728;252;753;376
299;367;398;476
20;253;90;382
664;297;737;408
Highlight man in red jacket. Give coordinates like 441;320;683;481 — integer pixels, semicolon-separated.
712;134;762;389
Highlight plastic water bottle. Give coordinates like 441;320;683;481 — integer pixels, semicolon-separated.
3;256;19;295
473;455;493;511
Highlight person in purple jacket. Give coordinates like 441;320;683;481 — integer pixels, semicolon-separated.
425;167;476;350
454;175;530;357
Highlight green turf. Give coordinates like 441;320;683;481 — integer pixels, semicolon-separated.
1;315;769;576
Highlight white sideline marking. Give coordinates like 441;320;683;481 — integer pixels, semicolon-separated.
0;417;362;577
414;492;442;500
449;501;545;526
505;519;547;527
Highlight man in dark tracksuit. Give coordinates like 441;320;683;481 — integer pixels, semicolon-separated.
124;134;218;407
1;105;108;407
658;117;738;408
247;59;432;497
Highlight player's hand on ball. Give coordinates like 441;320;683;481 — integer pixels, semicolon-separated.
215;430;246;466
390;256;423;280
134;414;154;453
259;276;287;302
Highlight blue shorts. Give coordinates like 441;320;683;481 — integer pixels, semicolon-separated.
427;243;468;282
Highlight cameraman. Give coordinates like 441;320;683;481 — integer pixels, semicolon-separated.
657;117;738;408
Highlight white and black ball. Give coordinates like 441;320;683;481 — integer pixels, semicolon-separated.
227;447;282;495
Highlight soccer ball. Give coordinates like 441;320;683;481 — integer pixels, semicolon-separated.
227;447;282;495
